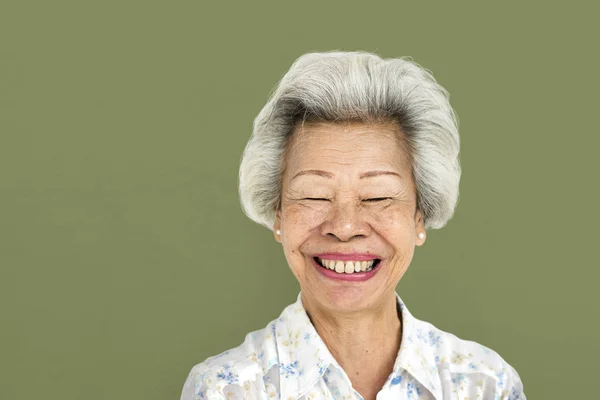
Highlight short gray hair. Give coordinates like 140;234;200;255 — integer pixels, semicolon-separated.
238;51;461;230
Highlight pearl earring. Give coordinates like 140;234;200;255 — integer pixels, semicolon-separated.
418;232;425;239
276;230;281;235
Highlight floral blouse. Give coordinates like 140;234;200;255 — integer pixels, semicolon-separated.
180;292;526;400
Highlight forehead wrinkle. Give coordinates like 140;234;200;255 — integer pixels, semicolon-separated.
288;148;404;178
284;122;412;180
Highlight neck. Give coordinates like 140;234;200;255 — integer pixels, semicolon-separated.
302;292;402;399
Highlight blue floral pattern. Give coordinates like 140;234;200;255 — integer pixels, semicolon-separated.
180;292;526;399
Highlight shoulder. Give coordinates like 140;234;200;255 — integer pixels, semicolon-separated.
181;320;279;400
418;318;526;398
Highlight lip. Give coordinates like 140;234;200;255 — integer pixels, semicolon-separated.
313;252;382;261
311;257;382;282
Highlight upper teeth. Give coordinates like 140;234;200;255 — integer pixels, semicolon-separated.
317;258;376;274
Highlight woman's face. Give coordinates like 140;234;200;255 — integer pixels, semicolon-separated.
273;120;426;313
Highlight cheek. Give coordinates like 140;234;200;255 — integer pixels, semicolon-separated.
280;206;324;261
383;212;417;262
372;210;418;262
367;206;415;233
282;204;327;232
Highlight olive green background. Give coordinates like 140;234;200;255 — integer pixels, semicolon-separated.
1;1;598;399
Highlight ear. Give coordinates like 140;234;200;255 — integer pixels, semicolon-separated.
415;208;426;246
273;209;282;243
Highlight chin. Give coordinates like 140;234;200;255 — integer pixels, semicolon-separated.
315;285;382;313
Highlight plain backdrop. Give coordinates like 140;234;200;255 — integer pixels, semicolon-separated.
1;1;598;399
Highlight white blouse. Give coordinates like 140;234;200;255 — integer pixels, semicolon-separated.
180;292;526;400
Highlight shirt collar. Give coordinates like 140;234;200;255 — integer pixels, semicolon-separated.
275;292;335;399
275;291;443;400
393;292;443;400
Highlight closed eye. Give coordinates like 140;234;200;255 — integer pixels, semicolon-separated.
303;198;330;201
364;197;392;202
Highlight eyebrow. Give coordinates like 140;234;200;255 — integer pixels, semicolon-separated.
291;170;403;180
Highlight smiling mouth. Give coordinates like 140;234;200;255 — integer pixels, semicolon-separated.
313;257;382;274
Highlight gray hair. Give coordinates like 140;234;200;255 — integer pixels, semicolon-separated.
238;51;461;230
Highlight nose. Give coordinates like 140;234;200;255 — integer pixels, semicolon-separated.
320;198;370;241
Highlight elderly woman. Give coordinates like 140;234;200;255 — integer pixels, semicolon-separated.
180;51;526;400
